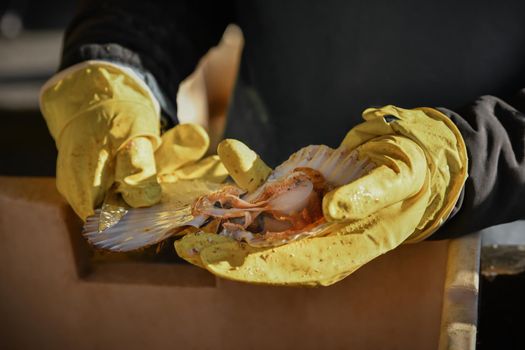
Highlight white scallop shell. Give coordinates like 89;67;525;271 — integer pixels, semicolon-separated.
82;145;374;251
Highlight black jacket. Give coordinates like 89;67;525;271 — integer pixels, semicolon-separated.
60;0;525;239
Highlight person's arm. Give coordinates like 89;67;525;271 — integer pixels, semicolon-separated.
60;0;235;124
432;90;525;239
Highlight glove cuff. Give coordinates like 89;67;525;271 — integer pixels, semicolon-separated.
40;61;161;150
407;107;468;242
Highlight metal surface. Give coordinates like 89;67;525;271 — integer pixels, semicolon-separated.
480;220;525;278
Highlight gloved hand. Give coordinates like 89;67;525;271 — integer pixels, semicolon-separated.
324;105;467;240
40;62;227;220
186;105;468;286
313;105;468;284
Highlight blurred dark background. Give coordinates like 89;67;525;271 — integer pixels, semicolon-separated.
0;1;524;348
0;0;75;176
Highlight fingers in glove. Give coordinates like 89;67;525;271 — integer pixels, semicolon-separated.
155;124;210;176
115;136;161;208
217;139;272;192
158;155;228;184
323;136;427;221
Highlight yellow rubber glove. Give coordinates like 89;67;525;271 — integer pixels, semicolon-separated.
312;105;469;285
40;62;227;220
156;123;228;184
324;105;468;242
217;138;272;192
177;105;468;286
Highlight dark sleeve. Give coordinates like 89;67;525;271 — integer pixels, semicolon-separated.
429;90;525;239
60;0;234;125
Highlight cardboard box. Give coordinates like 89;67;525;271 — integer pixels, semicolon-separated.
0;177;479;349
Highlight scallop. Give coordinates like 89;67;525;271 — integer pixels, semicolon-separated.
82;145;374;251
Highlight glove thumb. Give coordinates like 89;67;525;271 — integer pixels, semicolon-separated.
323;135;427;221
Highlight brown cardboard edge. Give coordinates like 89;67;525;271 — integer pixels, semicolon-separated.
438;233;481;350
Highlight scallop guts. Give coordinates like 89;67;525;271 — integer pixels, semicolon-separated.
82;144;375;252
191;145;375;247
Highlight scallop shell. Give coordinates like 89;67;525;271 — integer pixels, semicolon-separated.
82;145;373;252
82;180;222;252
